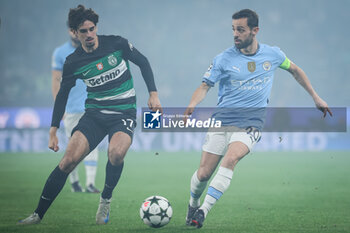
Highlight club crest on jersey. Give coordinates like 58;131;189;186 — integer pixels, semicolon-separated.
96;62;104;70
263;61;272;71
108;55;118;67
247;62;256;72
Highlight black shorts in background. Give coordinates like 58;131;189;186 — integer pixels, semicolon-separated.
71;110;136;152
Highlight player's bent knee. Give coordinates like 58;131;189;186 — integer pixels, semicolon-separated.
59;157;79;173
108;147;126;166
59;162;75;173
222;153;244;170
109;156;124;166
197;169;212;182
225;156;240;166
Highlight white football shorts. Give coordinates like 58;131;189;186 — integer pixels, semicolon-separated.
202;126;261;156
63;112;98;159
63;112;84;137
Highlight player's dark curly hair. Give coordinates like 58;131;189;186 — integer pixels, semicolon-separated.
68;5;99;30
232;9;259;29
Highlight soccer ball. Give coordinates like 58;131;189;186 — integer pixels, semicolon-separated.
139;195;173;228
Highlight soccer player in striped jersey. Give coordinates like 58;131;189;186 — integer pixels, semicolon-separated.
52;25;100;194
185;9;332;228
18;5;161;225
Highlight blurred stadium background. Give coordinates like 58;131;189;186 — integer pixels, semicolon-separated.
1;0;350;108
0;0;349;232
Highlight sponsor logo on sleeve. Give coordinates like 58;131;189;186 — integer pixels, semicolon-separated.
128;42;134;51
204;63;213;78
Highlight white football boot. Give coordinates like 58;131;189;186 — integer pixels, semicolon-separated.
17;212;41;225
96;196;111;224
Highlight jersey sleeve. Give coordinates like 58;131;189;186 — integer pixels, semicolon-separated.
272;46;291;70
116;36;133;59
118;36;157;92
51;47;64;71
279;56;291;70
51;61;77;127
202;56;223;87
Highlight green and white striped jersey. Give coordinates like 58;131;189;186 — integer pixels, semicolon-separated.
51;35;156;127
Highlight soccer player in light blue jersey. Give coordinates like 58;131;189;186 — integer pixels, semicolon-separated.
185;9;332;228
51;27;100;193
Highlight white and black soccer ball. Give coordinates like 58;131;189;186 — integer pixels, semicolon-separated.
140;195;173;228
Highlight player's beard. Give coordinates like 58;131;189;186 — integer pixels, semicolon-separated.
85;37;95;49
86;42;95;48
235;32;254;49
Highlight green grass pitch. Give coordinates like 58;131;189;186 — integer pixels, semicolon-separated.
0;151;349;233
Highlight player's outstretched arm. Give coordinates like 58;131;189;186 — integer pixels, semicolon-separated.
287;61;332;117
184;82;211;116
49;127;59;152
127;47;161;112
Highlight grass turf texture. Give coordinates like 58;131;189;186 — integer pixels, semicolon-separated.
0;151;349;233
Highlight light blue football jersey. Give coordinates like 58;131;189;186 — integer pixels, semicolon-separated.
52;41;86;113
202;44;289;129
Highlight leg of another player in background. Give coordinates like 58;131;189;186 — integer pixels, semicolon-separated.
84;148;99;193
69;168;82;191
35;131;90;220
200;141;249;217
64;113;83;192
